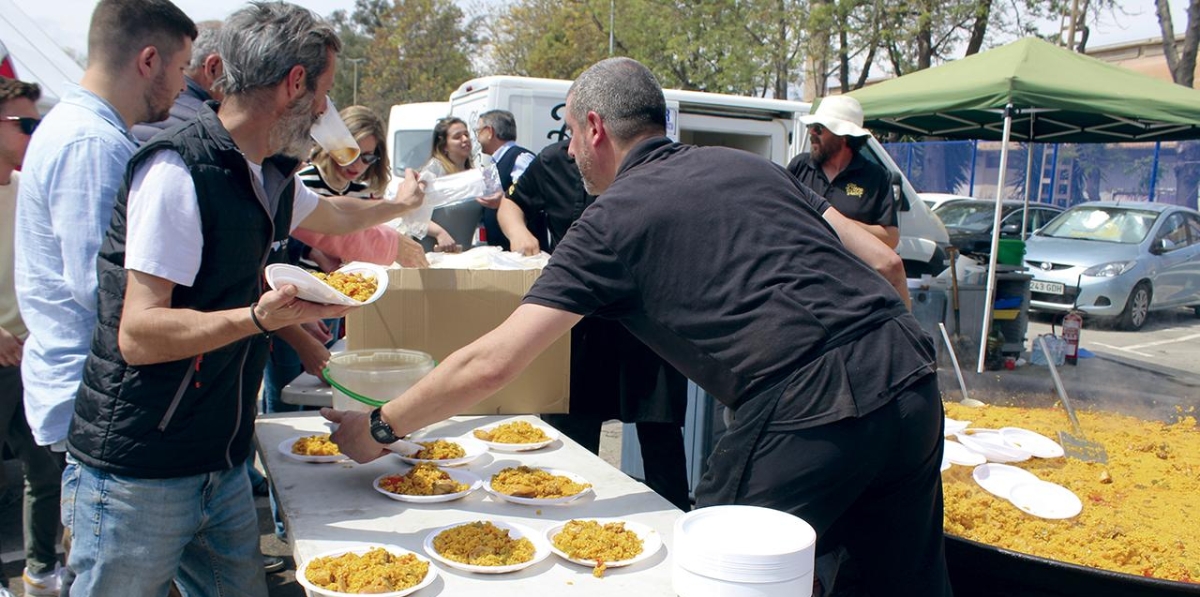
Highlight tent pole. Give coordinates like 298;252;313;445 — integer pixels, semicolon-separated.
1022;115;1037;240
978;105;1015;373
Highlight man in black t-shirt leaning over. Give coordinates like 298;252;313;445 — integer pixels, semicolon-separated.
495;139;691;513
326;57;951;597
788;95;899;249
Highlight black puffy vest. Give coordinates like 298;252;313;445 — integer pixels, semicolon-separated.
68;102;297;478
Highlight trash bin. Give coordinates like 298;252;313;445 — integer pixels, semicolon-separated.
909;283;948;342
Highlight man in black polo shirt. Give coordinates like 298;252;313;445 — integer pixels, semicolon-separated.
788;95;899;248
496;139;691;512
327;57;950;597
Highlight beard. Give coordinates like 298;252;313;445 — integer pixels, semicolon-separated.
810;132;845;165
144;70;177;123
574;146;603;195
271;89;319;159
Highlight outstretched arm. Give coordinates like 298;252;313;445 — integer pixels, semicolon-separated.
325;303;581;462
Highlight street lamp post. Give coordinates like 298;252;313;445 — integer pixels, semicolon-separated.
346;57;366;105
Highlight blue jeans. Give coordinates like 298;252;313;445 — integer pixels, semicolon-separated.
61;457;267;597
261;318;341;414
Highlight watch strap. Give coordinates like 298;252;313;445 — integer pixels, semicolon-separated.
369;407;400;444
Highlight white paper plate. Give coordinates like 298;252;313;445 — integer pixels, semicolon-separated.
999;427;1065;459
944;417;971;437
470;419;560;452
392;436;487;467
944;439;987;467
423;520;550;574
956;429;1032;463
296;544;437;597
545;519;662;571
264;262;388;306
972;463;1040;499
484;467;593;505
278;436;345;463
373;466;482;503
1008;481;1083;519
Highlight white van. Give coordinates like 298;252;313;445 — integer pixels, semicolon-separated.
386;101;451;172
387;76;949;275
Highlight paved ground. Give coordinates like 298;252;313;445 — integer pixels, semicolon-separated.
2;309;1196;595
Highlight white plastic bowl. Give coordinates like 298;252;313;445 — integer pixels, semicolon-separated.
999;427;1065;459
673;505;815;584
956;429;1032;463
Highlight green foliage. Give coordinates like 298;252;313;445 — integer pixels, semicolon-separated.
326;0;478;118
487;0;807;97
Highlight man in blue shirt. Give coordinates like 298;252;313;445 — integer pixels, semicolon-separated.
14;0;196;453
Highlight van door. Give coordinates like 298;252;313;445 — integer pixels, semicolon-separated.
676;112;789;165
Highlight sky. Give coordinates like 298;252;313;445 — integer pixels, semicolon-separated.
4;0;1194;64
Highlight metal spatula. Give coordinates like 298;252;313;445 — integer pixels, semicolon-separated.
940;323;984;407
1037;336;1107;463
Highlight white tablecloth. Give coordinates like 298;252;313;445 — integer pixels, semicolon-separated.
256;413;683;595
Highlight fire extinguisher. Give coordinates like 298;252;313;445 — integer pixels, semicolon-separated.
1062;310;1083;366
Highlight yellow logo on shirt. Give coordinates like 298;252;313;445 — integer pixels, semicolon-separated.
844;183;865;197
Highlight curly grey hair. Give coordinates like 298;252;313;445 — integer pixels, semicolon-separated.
216;1;340;96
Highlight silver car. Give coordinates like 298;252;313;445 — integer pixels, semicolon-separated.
1024;201;1200;330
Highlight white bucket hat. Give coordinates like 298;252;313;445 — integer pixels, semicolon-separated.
799;95;870;138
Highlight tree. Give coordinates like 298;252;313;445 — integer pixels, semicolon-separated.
1156;0;1200;87
327;8;374;108
490;0;805;97
486;0;609;79
358;0;478;118
1155;0;1200;209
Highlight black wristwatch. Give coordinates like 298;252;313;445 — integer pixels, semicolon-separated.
369;407;400;444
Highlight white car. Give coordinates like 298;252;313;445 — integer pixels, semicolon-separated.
920;192;973;212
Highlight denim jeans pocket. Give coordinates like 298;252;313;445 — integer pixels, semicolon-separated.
60;458;81;531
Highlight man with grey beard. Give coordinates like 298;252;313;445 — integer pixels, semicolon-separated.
61;2;423;594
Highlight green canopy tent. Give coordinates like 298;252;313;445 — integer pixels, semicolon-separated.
846;36;1200;372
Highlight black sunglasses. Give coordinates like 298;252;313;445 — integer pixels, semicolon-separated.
807;123;827;136
358;152;380;166
2;116;39;135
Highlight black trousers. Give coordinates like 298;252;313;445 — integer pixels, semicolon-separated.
541;413;691;512
697;373;951;597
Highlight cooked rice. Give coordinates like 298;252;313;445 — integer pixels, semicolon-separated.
943;402;1199;583
433;521;535;566
312;271;377;302
490;466;590;499
304;547;429;593
413;439;465;460
291;434;340;456
379;463;468;496
473;421;549;444
552;520;643;577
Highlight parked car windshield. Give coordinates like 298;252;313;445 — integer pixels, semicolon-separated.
934;202;998;232
1038;206;1159;244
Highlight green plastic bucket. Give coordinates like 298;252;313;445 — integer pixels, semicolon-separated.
996;239;1026;266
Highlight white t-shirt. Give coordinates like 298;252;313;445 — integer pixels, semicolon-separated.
126;150;320;287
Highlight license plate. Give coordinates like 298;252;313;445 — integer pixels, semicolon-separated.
1031;280;1065;295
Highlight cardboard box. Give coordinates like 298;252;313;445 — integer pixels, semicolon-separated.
345;267;570;414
